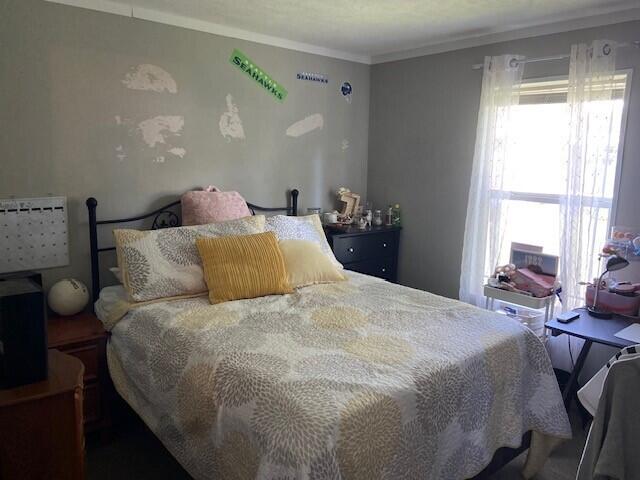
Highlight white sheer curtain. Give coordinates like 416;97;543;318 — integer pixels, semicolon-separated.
559;40;619;310
459;55;524;305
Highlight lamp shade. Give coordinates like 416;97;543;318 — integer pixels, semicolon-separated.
605;255;629;272
588;254;630;318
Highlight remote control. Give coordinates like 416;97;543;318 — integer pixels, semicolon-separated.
557;311;580;323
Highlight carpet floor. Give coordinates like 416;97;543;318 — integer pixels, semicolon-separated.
87;406;587;480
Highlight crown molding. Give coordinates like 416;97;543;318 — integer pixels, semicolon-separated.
44;0;133;16
43;0;372;64
44;0;640;67
371;7;640;64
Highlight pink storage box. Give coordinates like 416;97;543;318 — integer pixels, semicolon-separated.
511;268;555;298
585;286;640;316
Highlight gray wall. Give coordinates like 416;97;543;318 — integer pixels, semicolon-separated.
0;0;370;291
368;20;640;300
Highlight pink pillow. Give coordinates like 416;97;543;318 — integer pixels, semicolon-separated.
181;187;252;225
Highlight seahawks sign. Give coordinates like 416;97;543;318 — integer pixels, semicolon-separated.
229;49;288;102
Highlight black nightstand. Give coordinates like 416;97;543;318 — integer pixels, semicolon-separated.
324;225;401;282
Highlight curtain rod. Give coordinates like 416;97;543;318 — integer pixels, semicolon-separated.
471;40;640;70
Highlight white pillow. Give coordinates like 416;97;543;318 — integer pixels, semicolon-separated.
265;214;342;269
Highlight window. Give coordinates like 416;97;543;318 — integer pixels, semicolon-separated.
488;73;629;287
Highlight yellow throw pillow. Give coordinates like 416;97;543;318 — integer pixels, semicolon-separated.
196;232;293;304
279;239;346;288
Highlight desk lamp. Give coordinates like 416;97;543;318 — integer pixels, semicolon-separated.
588;255;629;318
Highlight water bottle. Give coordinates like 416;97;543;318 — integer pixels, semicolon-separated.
385;206;394;226
393;204;401;226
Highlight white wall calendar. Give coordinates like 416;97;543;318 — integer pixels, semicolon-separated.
0;196;69;274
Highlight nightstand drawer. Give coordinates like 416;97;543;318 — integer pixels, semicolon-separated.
332;232;397;264
63;344;99;382
344;258;396;281
48;312;110;433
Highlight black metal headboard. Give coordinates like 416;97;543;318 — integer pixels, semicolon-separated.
86;189;299;302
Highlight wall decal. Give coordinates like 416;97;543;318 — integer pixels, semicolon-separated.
122;64;177;93
115;144;126;161
341;139;350;151
296;72;328;84
286;114;324;138
114;116;134;162
229;49;287;102
114;114;186;161
219;94;246;142
137;115;184;148
168;147;186;158
340;81;353;103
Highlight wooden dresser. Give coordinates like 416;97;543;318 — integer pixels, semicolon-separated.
48;311;111;433
325;225;401;282
0;350;85;480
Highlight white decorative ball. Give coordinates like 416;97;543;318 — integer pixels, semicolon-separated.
48;278;89;316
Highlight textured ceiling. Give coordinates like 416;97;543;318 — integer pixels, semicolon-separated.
124;0;639;56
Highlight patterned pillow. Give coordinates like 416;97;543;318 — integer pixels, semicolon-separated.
181;190;252;226
265;214;342;269
114;215;265;302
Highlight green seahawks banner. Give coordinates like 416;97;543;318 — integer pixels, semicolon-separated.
229;49;288;102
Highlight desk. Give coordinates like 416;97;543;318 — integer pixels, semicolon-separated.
545;310;636;409
0;350;85;479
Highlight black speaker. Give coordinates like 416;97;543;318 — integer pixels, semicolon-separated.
0;275;48;389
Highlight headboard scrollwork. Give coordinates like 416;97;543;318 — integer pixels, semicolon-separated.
151;209;180;230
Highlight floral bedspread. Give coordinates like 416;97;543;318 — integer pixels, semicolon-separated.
103;272;571;480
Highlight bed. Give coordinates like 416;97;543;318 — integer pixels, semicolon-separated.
87;189;571;480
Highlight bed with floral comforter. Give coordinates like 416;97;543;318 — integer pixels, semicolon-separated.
98;272;571;480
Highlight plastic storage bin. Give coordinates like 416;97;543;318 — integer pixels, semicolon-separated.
496;303;546;338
